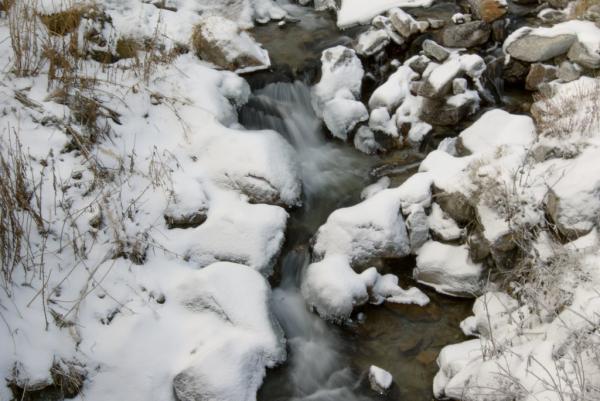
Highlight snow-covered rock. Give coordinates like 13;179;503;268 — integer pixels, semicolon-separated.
369;365;393;394
414;241;483;297
428;203;464;241
336;0;434;28
323;98;369;140
191;15;271;73
312;46;364;116
312;188;411;265
355;28;390;56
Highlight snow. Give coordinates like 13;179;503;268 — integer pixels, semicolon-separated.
312;187;411;265
414;241;483;297
428;203;464;241
336;0;435;28
322;98;369;140
368;65;418;111
458;109;536;154
369;365;393;393
312;46;364;116
361;176;391;199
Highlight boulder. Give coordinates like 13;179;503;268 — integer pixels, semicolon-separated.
567;40;600;69
414;241;483;297
323;98;369;140
389;8;420;38
504;31;576;62
442;21;491;48
557;60;582;82
468;0;507;22
191;16;270;73
525;63;557;90
422;39;450;62
355;28;390;56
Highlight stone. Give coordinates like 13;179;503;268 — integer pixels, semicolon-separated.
557;60;582;82
164;209;208;229
420;97;477;126
538;8;568;24
567;40;600;69
505;32;576;62
468;0;507;23
355;28;390;56
442;21;491;48
369;366;393;394
422;39;450;62
525;63;557;91
323;98;369;141
452;77;468;94
408;54;431;74
389;8;420;38
428;18;445;29
191;16;270;73
584;4;600;24
418;59;463;99
406;204;430;251
433;187;476;224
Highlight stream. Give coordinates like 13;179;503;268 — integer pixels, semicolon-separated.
239;81;471;400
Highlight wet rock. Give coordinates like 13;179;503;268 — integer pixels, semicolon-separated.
557;60;582;82
505;31;576;62
567;39;600;69
191;15;270;73
428;18;446;29
525;63;557;90
441;21;491;48
502;58;530;84
468;0;507;22
355;28;390;56
491;18;506;42
538;8;568;24
422;39;450;62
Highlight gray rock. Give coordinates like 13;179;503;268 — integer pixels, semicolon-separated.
164;209;208;229
422;39;450;61
432;187;476;224
389;8;420;38
525;63;557;91
567;40;600;69
467;231;490;263
442;21;491;48
428;18;445;29
408;54;431;74
557;60;582;82
452;77;468;94
538;9;568;24
406;205;430;251
505;31;576;62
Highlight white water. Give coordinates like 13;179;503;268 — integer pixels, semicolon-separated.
240;81;374;401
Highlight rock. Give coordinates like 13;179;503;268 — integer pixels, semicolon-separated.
422;39;450;62
389;8;420;38
406;204;430;251
164;208;208;229
355;28;390;56
442;21;491;48
452;77;468;94
525;63;557;90
414;241;483;297
323;98;369;140
491;18;506;42
408;54;431;74
312;46;364;115
557;60;582;82
369;365;393;394
468;0;507;22
505;31;576;62
502;58;530;84
538;8;568;24
428;18;445;29
420;96;477;126
372;15;405;45
584;4;600;24
428;203;464;241
451;13;472;24
567;40;600;69
418;59;463;99
433;187;475;224
191;16;270;73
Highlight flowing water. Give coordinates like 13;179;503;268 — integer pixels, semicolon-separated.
239;81;472;401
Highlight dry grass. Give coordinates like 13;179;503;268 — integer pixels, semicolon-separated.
532;78;600;139
8;0;44;76
39;6;83;36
